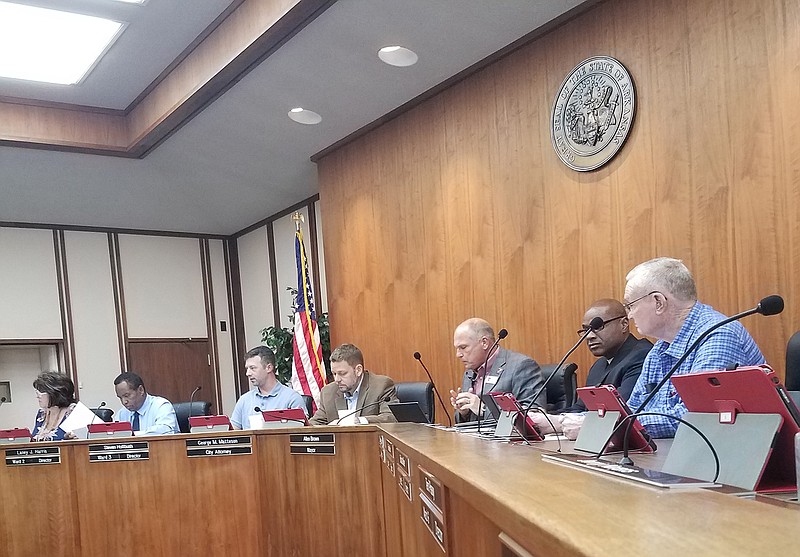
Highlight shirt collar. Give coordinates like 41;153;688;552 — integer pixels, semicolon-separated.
255;382;283;399
477;347;500;376
655;301;703;358
344;374;365;400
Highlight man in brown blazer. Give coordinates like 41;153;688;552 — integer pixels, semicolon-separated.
309;343;399;425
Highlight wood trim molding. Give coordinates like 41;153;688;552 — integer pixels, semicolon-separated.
266;222;282;329
200;239;224;410
54;231;78;387
307;201;322;310
0;220;227;240
108;234;130;371
233;194;320;239
225;238;248;398
128;337;210;343
0;0;337;158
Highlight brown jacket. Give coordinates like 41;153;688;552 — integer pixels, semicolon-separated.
309;371;398;425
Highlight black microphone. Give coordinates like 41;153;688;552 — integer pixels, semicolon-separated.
0;396;6;407
521;316;604;418
476;328;508;434
333;395;393;426
98;401;107;408
612;295;784;465
413;351;452;427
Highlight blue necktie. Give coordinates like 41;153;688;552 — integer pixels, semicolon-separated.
132;411;140;432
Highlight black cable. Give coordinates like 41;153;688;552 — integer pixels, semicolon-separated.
596;411;720;483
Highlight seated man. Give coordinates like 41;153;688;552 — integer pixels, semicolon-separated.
623;257;765;438
114;372;179;435
449;318;545;422
529;299;653;438
231;346;306;429
309;343;398;425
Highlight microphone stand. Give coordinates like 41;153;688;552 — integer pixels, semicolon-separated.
414;352;452;427
476;330;507;435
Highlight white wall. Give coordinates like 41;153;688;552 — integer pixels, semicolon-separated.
64;231;122;407
209;239;237;414
0;228;62;339
237;226;274;350
119;235;207;339
0;345;58;430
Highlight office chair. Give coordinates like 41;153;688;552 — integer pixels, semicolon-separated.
172;401;212;433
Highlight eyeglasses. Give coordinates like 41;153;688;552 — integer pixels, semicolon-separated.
576;315;626;336
623;291;663;312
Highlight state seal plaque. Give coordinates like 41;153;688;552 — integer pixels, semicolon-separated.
551;56;635;171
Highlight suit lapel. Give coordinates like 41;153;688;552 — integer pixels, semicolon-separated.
356;371;371;410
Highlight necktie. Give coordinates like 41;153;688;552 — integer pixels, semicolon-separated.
132;411;140;432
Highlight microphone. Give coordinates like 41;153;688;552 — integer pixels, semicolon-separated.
612;295;784;465
413;351;452;427
0;396;6;407
333;395;393;426
476;328;508;434
521;316;604;418
189;386;202;421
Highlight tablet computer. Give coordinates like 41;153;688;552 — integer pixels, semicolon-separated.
488;392;542;441
576;385;655;453
0;428;32;444
671;365;800;492
389;402;430;424
261;408;308;426
87;421;134;438
189;415;232;433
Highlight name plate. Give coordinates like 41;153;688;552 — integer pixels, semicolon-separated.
398;470;413;502
396;449;411;476
186;436;252;458
385;440;394;458
418;466;443;512
5;446;61;466
289;433;335;456
89;442;149;462
419;491;447;552
290;445;336;455
289;433;335;444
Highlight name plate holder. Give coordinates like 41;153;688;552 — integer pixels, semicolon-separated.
87;422;134;439
0;428;32;445
418;465;447;552
89;442;149;462
5;446;61;466
289;433;335;455
186;436;253;457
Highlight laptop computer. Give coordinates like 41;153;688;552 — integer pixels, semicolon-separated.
389;402;430;424
574;385;656;454
670;365;800;492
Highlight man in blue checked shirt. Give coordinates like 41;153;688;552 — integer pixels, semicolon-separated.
623;257;765;438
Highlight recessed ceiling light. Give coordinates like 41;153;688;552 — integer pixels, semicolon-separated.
378;46;418;67
288;108;322;125
0;2;124;85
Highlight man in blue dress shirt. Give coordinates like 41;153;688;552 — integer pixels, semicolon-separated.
230;346;306;429
114;372;179;435
623;257;765;438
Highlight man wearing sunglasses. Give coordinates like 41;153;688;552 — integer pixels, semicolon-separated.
623;257;764;438
529;299;653;438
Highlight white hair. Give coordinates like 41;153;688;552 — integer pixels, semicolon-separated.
626;257;697;301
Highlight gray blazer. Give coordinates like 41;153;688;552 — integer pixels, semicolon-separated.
456;347;545;422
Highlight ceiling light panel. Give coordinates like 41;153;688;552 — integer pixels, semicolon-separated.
0;2;124;85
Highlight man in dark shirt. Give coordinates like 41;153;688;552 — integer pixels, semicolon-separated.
530;299;652;436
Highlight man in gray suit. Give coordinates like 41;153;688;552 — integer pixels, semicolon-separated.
449;318;545;423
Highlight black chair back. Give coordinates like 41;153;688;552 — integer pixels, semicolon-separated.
542;363;578;413
395;381;434;423
786;331;800;391
301;394;314;418
172;401;212;433
91;408;114;423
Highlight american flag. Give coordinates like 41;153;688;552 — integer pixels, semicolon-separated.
290;223;327;410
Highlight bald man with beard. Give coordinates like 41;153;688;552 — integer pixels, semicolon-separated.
529;299;653;437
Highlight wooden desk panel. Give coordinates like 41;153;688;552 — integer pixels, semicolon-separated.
378;424;800;557
0;444;79;557
255;427;386;557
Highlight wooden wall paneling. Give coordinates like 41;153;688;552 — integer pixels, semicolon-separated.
318;0;800;395
127;340;215;410
255;429;386;556
0;444;80;556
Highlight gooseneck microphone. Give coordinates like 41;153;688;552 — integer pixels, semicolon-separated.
334;395;393;426
0;396;6;407
413;351;452;427
189;386;202;407
520;316;605;419
476;328;508;435
609;295;784;465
